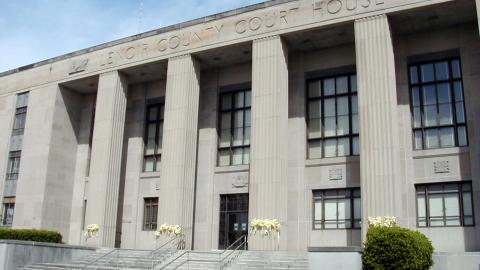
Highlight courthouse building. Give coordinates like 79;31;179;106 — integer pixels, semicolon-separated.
0;0;479;252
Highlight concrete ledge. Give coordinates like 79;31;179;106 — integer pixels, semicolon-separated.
308;246;363;252
0;239;95;250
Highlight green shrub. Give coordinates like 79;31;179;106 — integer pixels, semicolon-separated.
0;228;62;243
362;227;434;270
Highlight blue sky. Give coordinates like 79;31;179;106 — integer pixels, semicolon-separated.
0;0;265;72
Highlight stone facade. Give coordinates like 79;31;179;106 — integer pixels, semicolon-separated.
0;0;479;253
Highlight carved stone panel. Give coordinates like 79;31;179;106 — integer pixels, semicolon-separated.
434;160;450;174
329;168;343;181
232;175;249;188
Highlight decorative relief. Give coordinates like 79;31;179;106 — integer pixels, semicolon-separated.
434;160;450;174
329;168;343;181
68;58;89;75
232;175;249;188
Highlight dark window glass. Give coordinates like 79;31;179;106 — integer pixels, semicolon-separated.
313;188;361;229
307;74;359;159
218;90;251;166
1;203;14;227
219;194;249;249
409;58;468;150
6;151;21;181
143;197;158;231
416;182;474;227
144;104;164;172
12;107;27;136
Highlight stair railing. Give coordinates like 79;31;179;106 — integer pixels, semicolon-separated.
216;234;247;270
149;235;185;269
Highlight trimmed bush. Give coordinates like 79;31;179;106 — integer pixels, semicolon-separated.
362;227;434;270
0;228;62;243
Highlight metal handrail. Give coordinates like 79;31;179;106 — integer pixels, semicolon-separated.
79;248;116;270
217;235;247;270
157;250;188;270
149;236;184;269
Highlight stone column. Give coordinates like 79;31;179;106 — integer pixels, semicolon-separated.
85;71;128;247
158;55;200;249
249;35;289;250
476;0;480;34
355;15;402;233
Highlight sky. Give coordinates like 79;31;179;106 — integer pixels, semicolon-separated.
0;0;265;73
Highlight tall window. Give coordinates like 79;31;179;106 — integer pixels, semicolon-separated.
313;188;361;229
218;89;251;166
1;203;14;227
416;182;474;227
6;151;21;181
12;107;27;136
409;58;468;150
144;104;164;172
307;74;359;159
143;197;158;231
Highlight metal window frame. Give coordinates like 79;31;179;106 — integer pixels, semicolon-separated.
217;89;251;167
143;197;159;231
312;187;361;230
306;73;359;159
408;58;468;150
143;103;164;172
415;181;475;228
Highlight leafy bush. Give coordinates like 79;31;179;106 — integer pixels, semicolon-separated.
362;227;434;270
0;228;62;243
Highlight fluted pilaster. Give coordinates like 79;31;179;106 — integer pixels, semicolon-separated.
158;54;200;249
86;71;128;247
249;35;289;250
355;15;402;233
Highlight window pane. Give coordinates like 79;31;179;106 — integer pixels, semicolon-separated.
245;91;251;107
444;193;460;226
309;100;321;119
352;136;360;155
336;76;348;94
324;139;337;158
324;78;335;96
324;98;336;117
324;199;337;220
424;105;437;127
145;157;154;172
423;85;437;106
412;87;420;107
413;107;422;128
308;118;322;139
309;81;321;97
234;92;244;108
245;109;251;127
425;129;439;149
221;113;231;129
221;94;232;110
421;64;434;82
146;126;156;155
351;95;358;114
417;194;426;226
244;127;251;145
233;128;243;146
352;114;359;134
234;111;244;128
219;150;230;166
457;126;468;146
437;83;451;104
337;97;349;115
455;102;465;124
338;199;351;229
337;116;349;136
309;141;322;159
410;66;419;84
435;61;449;80
337;138;350;156
463;192;473;224
243;147;250;164
148;107;158;121
438;104;453;125
232;148;243;165
452;60;461;79
353;197;361;219
429;194;444;226
351;75;357;92
440;127;454;147
453;81;463;101
314;199;322;221
414;130;423;150
220;129;231;147
156;157;161;171
324;117;336;137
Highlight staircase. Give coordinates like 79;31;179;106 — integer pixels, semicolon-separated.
229;251;308;270
17;247;177;270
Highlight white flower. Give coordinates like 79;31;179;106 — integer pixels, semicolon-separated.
85;224;100;239
368;216;397;228
155;224;183;239
250;219;281;239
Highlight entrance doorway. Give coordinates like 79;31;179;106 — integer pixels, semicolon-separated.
218;194;248;250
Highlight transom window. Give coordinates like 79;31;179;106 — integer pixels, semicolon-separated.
409;59;468;150
313;188;361;229
307;74;359;159
416;182;474;227
143;197;158;231
218;89;251;166
144;103;164;172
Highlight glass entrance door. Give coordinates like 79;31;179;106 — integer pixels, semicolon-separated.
219;194;248;250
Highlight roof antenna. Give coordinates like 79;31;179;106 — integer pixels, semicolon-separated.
138;0;144;34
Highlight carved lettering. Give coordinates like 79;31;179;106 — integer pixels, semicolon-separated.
69;58;88;75
314;0;382;15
